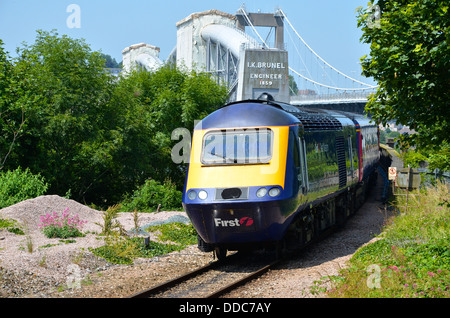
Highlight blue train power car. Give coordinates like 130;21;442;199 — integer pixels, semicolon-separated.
182;94;379;259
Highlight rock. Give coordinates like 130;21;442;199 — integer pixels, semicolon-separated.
128;214;191;236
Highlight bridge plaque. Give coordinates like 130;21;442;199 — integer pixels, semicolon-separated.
237;48;290;103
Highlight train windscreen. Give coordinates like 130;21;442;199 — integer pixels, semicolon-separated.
201;128;273;165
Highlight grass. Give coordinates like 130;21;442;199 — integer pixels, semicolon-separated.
312;181;450;298
90;222;197;265
144;222;197;247
0;218;24;235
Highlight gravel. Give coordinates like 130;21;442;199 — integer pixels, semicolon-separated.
0;195;207;298
224;175;390;298
0;175;390;298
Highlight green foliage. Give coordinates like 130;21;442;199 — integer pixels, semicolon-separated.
318;182;450;298
91;234;141;265
4;30;120;205
95;204;124;235
401;143;450;172
402;150;428;168
117;64;228;188
357;1;449;158
288;75;299;95
427;143;450;172
0;167;48;209
0;40;28;170
91;222;197;264
41;225;84;239
91;236;182;265
100;53;121;68
145;222;197;246
121;179;182;212
379;128;401;145
39;208;87;239
0;218;24;235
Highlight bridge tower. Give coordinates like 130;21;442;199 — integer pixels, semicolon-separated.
235;9;285;50
175;10;236;71
235;9;289;102
175;9;289;103
122;43;162;73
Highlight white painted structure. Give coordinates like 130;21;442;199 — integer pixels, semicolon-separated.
175;10;237;70
122;43;163;73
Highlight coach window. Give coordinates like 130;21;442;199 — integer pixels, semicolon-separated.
291;131;302;186
298;136;308;193
348;135;354;175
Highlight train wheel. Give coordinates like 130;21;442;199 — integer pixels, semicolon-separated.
275;238;288;259
197;235;214;252
215;247;227;260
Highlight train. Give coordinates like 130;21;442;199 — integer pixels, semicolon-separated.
182;93;380;259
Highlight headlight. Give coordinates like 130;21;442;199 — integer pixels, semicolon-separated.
256;187;268;198
268;187;281;197
198;190;208;200
187;190;197;200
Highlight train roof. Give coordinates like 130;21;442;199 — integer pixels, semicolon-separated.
196;101;298;130
196;97;373;132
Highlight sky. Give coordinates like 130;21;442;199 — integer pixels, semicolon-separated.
0;0;373;85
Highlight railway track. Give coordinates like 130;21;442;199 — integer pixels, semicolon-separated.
128;179;381;299
129;219;339;298
129;252;280;298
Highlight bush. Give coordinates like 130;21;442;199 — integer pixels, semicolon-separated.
90;235;183;265
0;218;24;235
95;204;124;236
0;167;48;209
121;179;182;212
39;207;87;239
318;182;450;298
91;222;197;264
145;222;197;247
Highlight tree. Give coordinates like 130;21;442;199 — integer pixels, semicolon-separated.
0;40;28;170
288;75;299;96
0;40;16;169
116;64;228;189
100;53;121;68
2;30;228;207
10;30;119;203
357;1;449;157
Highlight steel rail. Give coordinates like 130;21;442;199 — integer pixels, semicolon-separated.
129;260;220;298
206;259;280;298
128;252;279;298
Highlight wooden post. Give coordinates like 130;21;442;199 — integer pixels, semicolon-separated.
405;165;411;214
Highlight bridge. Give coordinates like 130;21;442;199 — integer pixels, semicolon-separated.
121;6;378;114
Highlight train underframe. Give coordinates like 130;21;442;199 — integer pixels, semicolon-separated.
189;171;377;260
